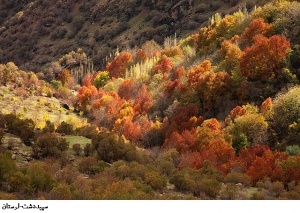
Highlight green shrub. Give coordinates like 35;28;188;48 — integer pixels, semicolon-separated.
32;133;69;158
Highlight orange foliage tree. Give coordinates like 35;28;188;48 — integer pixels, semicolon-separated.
220;38;242;72
164;118;235;174
57;69;71;86
260;97;272;117
92;91;125;128
106;51;132;78
77;85;98;111
188;61;232;111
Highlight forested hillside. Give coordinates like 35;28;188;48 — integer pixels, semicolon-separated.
0;0;266;71
1;0;300;200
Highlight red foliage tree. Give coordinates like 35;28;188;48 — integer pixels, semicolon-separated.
225;105;248;123
246;149;289;184
164;79;182;96
152;55;173;75
106;51;132;78
118;79;137;101
163;130;196;153
240;35;290;81
173;66;186;80
133;84;153;117
235;145;270;172
241;18;273;45
136;49;147;62
82;73;94;87
164;103;201;136
200;139;236;174
120;117;152;146
279;156;300;185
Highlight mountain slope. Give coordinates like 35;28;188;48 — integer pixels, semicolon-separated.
0;0;264;71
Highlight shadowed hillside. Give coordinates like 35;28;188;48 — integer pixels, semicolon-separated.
0;0;265;71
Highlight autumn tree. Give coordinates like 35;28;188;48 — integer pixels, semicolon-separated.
163;103;202;137
57;69;71;86
135;49;147;62
3;171;30;193
0;62;18;86
83;143;93;157
195;26;218;51
118;78;138;101
78;156;102;175
152;55;173;78
77;85;98;111
220;38;242;72
245;149;288;184
106;51;132;78
164;79;182;97
163;130;196;153
188;61;232;111
214;14;238;41
260;97;273;117
133;84;153;116
226;104;269;152
160;46;184;59
241;18;273;46
3;114;35;146
92;91;125;128
240;35;290;81
82;73;94;87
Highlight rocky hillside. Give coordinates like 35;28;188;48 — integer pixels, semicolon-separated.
0;0;265;71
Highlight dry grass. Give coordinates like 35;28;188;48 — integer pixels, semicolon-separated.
0;86;87;129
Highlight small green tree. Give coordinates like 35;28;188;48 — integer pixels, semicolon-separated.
0;153;17;186
26;162;55;193
0;128;5;145
72;143;82;156
92;132;138;163
56;121;74;135
3;171;30;193
271;87;300;147
83;143;93;157
32;133;69;158
47;183;72;200
93;71;110;89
